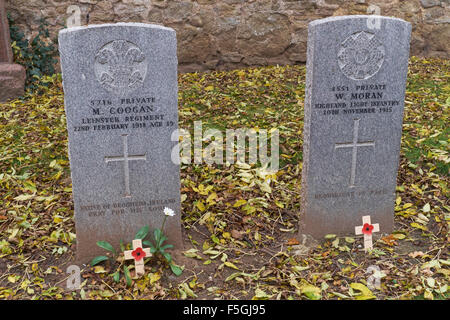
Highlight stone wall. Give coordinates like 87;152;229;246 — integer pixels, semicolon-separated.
5;0;449;73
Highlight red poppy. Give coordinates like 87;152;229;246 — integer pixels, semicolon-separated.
362;223;374;235
131;247;146;261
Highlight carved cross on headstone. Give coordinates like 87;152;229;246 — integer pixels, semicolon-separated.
355;215;380;251
335;119;375;187
105;134;146;198
124;239;152;276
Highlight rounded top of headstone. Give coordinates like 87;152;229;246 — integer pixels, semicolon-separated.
59;22;175;35
308;15;410;27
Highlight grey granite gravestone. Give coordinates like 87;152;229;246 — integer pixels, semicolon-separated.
58;23;182;262
300;16;411;239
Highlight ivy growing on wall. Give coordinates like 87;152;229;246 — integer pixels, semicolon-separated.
7;14;58;93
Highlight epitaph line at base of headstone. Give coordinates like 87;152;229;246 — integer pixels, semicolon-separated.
58;23;183;262
299;16;411;239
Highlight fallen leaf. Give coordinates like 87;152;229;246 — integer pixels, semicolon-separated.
299;284;321;300
183;248;203;260
93;266;107;274
350;283;376;300
231;229;244;240
381;234;397;246
150;272;161;284
14;194;34;201
224;261;239;270
408;251;424;258
392;233;406;240
233;199;247;207
252;288;271;300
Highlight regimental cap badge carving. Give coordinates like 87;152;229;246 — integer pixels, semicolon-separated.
338;31;385;81
94;40;147;95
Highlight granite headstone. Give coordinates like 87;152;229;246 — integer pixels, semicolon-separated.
59;23;182;262
300;16;411;238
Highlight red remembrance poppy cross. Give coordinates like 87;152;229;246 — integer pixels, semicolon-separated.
354;215;380;252
124;239;152;276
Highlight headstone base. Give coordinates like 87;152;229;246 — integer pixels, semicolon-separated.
0;62;25;102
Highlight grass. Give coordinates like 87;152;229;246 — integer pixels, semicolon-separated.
0;56;448;300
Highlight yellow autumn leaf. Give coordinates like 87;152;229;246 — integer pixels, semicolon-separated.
252;288;271;300
403;203;413;209
258;181;272;193
224;261;239;270
299;284;321;300
242;204;256;214
23;181;37;193
150;272;161;284
14;194;34;201
52;170;62;180
393;233;406;240
411;222;427;231
411;184;423;194
233;199;247;207
206;192;217;204
196;201;206;212
198;211;211;225
94;266;107;273
424;289;434;300
183;248;203;260
275;200;284;208
350;283;375;300
179;283;197;299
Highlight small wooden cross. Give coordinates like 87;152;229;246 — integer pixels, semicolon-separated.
124;239;151;276
355;215;380;252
